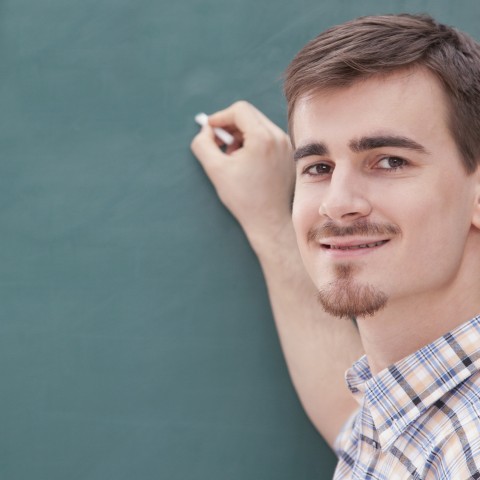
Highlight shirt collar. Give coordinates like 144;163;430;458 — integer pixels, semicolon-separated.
345;315;480;451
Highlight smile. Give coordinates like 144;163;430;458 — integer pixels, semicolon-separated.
326;240;389;250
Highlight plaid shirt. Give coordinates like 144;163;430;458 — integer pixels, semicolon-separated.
334;315;480;479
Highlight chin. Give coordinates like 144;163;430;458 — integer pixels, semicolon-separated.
316;269;388;319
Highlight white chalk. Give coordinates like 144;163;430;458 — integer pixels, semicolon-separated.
195;112;234;146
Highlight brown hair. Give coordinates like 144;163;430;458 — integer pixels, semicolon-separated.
284;14;480;172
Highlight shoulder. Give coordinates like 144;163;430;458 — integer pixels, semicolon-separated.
423;417;480;479
423;376;480;479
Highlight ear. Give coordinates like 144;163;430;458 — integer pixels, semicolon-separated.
471;166;480;230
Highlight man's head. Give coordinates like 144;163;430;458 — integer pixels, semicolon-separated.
286;15;480;320
285;13;480;173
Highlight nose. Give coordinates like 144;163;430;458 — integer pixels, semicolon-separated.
319;169;372;221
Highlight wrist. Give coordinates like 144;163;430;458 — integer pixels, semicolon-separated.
245;218;299;263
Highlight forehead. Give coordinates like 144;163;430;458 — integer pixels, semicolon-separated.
291;69;452;149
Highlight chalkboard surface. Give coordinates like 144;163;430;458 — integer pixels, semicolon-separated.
1;1;479;479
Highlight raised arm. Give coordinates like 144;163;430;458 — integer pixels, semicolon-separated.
191;101;363;447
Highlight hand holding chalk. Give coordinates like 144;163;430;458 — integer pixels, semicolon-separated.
195;112;234;146
191;101;295;256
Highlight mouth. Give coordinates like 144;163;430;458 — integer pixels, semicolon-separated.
323;240;389;251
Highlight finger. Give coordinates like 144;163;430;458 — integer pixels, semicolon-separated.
190;125;228;169
212;128;243;151
225;136;244;154
207;101;269;135
209;101;288;144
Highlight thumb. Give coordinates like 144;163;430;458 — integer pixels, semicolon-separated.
190;124;227;171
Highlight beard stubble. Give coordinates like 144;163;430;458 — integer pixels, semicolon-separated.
317;263;388;319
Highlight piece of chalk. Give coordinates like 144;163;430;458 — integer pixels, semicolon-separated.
195;112;234;146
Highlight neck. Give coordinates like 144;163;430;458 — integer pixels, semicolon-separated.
357;268;480;376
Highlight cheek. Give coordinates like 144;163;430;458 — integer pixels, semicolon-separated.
292;189;319;240
399;191;473;277
291;192;324;283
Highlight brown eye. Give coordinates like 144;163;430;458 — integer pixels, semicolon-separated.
377;156;407;170
306;163;332;175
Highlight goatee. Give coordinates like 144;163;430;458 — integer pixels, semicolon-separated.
317;264;388;319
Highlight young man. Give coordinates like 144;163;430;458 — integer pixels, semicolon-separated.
192;14;480;478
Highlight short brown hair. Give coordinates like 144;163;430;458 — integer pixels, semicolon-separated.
284;14;480;172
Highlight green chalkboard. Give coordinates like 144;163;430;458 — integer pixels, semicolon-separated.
1;1;479;479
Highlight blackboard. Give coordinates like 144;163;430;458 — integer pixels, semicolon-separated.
2;1;479;478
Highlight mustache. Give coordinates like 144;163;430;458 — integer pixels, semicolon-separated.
308;220;401;243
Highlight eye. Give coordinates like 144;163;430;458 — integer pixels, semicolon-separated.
376;156;407;170
304;163;333;176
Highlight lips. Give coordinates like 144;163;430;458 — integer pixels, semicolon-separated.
326;240;389;250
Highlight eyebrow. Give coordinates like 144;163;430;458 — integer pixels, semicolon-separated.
293;142;329;161
349;135;430;154
294;135;430;161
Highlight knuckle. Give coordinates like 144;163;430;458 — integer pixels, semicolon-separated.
279;133;292;150
190;134;201;152
252;129;276;153
232;100;251;111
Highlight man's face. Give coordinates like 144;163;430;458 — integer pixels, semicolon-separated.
292;69;479;319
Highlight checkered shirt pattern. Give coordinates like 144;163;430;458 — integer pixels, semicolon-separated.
333;315;480;479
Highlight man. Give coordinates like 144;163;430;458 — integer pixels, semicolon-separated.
191;14;480;478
